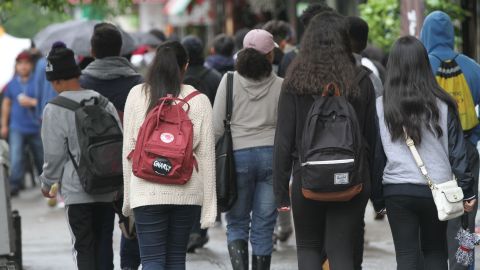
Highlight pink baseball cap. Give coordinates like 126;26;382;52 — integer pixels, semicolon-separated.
243;29;278;54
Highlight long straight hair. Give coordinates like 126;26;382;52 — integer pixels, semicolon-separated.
143;41;189;113
383;36;457;145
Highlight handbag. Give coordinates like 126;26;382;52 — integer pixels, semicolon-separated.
215;72;237;212
405;133;464;221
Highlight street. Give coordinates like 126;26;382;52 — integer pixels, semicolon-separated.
12;187;478;270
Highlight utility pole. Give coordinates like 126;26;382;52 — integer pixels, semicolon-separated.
400;0;425;38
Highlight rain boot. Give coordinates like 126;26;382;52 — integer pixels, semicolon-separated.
252;255;271;270
228;240;248;270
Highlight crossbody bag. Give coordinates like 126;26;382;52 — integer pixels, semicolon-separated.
405;133;464;221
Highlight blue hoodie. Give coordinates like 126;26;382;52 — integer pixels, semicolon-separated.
420;11;480;144
33;58;58;118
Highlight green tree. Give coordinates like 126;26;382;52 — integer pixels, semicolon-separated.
0;0;137;38
1;0;72;38
359;0;469;52
0;0;135;24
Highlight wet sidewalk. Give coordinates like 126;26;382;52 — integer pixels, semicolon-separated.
11;188;478;269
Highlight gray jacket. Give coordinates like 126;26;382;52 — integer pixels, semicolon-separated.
213;71;283;150
40;90;120;205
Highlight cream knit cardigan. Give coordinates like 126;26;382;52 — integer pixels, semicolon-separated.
122;84;217;228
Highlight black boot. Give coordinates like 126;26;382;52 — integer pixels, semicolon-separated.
252;255;271;270
228;240;248;270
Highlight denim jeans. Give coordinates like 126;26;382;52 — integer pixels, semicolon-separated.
120;235;140;269
133;205;199;270
9;129;43;190
226;146;278;256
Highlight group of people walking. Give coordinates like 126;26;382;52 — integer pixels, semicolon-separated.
3;2;479;270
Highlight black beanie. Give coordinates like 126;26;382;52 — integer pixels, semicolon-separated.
46;42;81;81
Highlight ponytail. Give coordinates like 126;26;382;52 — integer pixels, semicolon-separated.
144;41;189;113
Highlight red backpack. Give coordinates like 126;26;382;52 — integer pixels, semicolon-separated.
128;91;201;185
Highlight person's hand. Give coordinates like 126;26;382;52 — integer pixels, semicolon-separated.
464;199;477;213
41;183;58;199
278;206;291;212
41;187;55;199
1;126;8;139
18;96;36;108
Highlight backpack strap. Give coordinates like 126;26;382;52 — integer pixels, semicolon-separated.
226;72;234;123
48;96;82;111
183;90;201;103
431;54;460;63
354;66;371;86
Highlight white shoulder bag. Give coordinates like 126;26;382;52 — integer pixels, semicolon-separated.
405;133;464;221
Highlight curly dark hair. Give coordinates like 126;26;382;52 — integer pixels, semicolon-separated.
283;12;357;97
236;48;272;81
299;2;334;27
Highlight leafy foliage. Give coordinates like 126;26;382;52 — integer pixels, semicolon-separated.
359;0;470;52
0;0;134;24
1;0;72;38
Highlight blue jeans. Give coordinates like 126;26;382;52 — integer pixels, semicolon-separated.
9;129;43;190
134;205;199;270
226;146;278;256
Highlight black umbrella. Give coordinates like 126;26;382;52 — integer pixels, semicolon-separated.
34;20;136;56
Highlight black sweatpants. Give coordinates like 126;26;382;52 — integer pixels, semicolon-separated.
291;176;370;270
386;196;448;270
66;202;115;270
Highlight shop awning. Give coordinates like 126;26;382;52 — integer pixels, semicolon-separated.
164;0;193;16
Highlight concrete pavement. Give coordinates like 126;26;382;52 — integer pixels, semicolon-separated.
11;188;478;269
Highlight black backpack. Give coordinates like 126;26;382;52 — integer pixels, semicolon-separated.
49;95;123;194
300;78;366;202
183;68;213;104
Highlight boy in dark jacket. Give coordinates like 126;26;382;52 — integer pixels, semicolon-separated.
205;34;235;75
80;23;142;270
182;35;221;105
421;11;480;270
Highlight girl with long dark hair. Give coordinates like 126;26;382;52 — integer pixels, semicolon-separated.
122;41;217;270
273;12;377;269
372;36;476;269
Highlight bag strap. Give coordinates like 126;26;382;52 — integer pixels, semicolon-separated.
431;53;460;63
225;72;234;128
183;90;201;103
404;130;434;189
355;66;371;85
49;97;83;173
48;96;82;111
65;138;80;173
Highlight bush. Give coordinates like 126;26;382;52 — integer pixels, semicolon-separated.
359;0;470;52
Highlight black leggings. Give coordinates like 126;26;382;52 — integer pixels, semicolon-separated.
385;196;448;270
291;176;369;270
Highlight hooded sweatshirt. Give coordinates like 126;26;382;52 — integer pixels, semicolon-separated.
40;90;120;205
204;54;235;76
420;11;480;144
80;56;143;113
213;71;283;150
